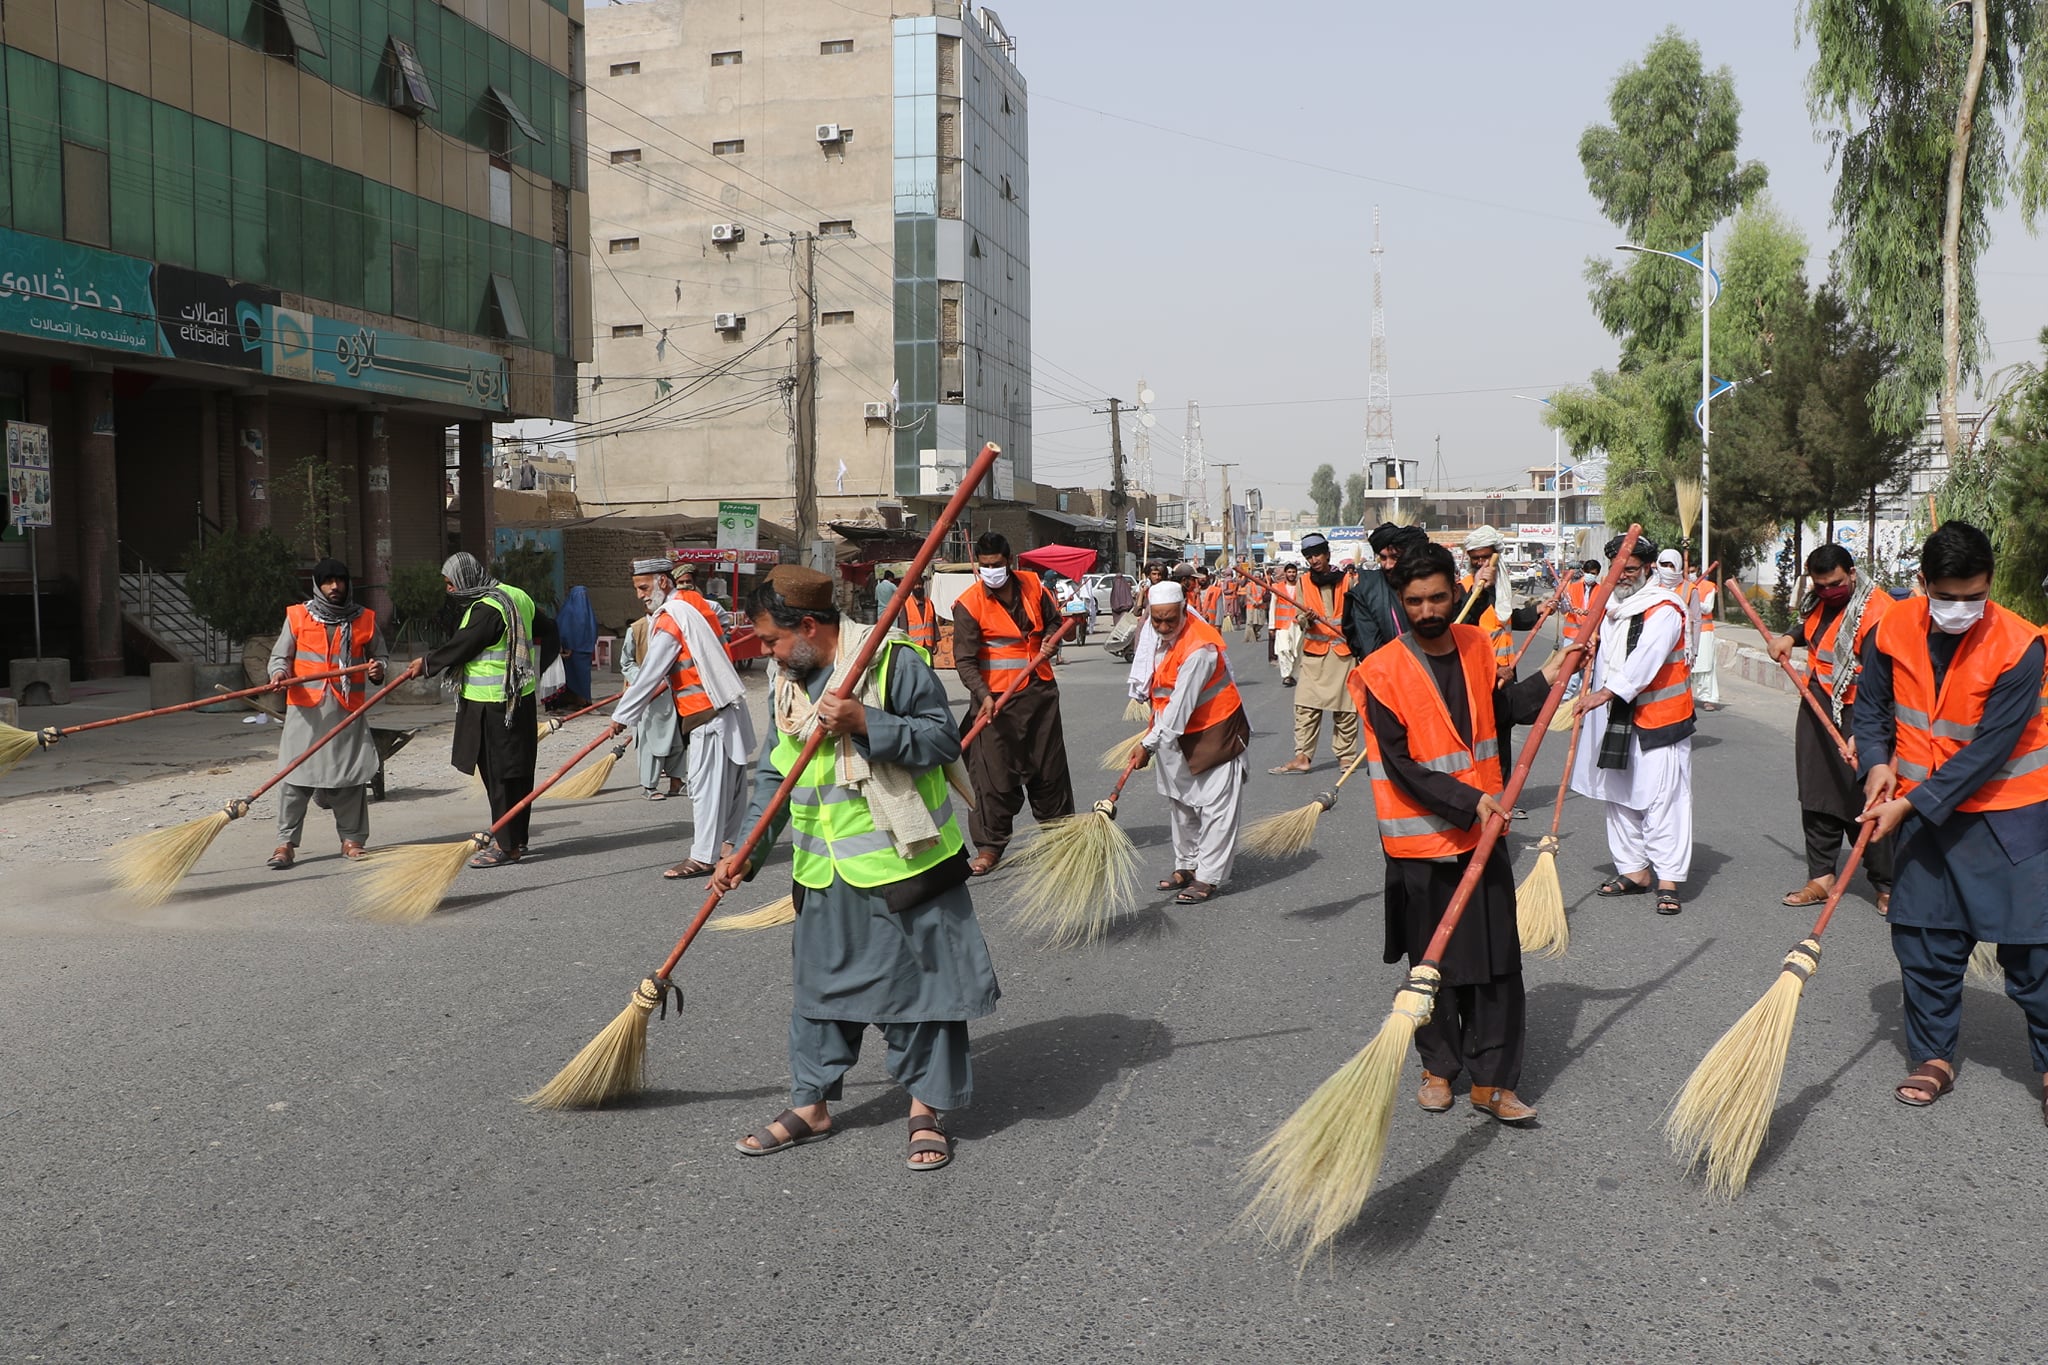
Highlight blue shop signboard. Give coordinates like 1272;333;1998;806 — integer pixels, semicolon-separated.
0;226;159;356
268;306;510;412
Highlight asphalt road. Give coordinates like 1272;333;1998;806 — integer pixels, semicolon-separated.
5;624;2046;1364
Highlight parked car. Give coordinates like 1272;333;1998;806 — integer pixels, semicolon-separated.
1078;573;1136;617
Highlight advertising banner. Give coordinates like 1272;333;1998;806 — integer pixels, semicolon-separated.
269;306;510;412
6;421;53;528
0;226;158;356
155;265;275;370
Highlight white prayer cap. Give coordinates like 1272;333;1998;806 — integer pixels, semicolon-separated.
1464;525;1504;552
1151;581;1186;605
630;557;673;576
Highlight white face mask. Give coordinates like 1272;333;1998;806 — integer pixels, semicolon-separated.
1655;564;1683;589
1928;599;1985;634
978;565;1009;589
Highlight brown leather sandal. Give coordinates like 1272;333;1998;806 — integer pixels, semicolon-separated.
1175;880;1218;904
1157;869;1195;891
735;1108;833;1156
1781;879;1831;907
1894;1060;1955;1107
907;1113;952;1171
968;849;1001;876
664;859;717;880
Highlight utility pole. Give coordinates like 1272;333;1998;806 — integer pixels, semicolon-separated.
1212;460;1239;568
766;232;822;561
1106;396;1130;575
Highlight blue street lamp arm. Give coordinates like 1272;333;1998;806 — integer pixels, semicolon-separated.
1690;369;1772;433
1615;243;1723;307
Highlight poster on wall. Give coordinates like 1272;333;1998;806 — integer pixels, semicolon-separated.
6;420;53;529
717;500;760;574
155;266;276;370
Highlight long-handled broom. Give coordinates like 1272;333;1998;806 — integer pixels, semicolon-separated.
1004;748;1146;948
539;691;624;743
717;615;1081;935
1676;475;1702;551
539;734;633;800
1;664;374;779
1515;637;1600;959
1665;819;1876;1198
1507;571;1574;672
1240;745;1367;862
1724;580;1858;764
1240;527;1639;1262
107;661;422;905
522;443;1004;1108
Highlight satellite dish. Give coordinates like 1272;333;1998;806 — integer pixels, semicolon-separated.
1138;387;1156;406
1139;412;1157;428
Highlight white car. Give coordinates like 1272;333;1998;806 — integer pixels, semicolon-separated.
1077;573;1135;617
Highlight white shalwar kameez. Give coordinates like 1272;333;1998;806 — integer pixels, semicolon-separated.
613;594;758;864
1569;594;1694;882
1142;639;1247;885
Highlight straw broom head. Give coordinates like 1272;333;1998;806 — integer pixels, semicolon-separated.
537;718;558;743
1240;967;1441;1263
1665;938;1818;1198
1969;941;2005;986
1099;731;1148;771
541;746;622;801
109;806;240;906
1675;476;1702;541
522;977;669;1109
0;722;40;778
709;894;797;931
1515;836;1568;959
1005;803;1140;948
1239;794;1332;861
1123;697;1150;724
354;835;486;924
1547;701;1579;733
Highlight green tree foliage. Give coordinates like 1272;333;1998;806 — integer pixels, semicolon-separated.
1800;0;2048;444
185;531;302;642
1307;463;1342;524
1342;471;1368;525
1980;329;2048;620
388;562;452;650
493;545;560;613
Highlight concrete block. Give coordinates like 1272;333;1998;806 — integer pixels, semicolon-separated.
150;661;198;710
8;657;71;707
193;663;248;712
0;695;17;729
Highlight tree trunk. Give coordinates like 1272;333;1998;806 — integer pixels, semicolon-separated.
1940;0;1992;458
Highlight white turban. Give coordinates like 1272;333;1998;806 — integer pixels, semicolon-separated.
1464;525;1504;552
1151;581;1186;605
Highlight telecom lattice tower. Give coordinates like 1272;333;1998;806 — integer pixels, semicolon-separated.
1183;400;1207;524
1362;206;1397;486
1133;378;1153;492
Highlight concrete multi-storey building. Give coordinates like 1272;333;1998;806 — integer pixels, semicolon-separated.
580;0;1030;545
0;0;590;680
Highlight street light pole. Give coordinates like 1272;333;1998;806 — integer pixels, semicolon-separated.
1616;232;1721;567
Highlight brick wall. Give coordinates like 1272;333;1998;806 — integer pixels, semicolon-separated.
561;525;673;635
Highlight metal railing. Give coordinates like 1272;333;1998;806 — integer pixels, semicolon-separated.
117;545;234;665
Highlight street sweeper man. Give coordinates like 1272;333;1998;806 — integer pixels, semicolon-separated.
1852;521;2048;1120
1569;537;1696;916
421;552;561;868
1270;531;1359;776
1136;580;1250;904
264;557;389;870
608;556;756;879
1352;541;1580;1124
711;565;999;1170
951;531;1075;876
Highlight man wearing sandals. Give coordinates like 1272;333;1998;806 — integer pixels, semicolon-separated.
711;567;998;1169
1852;523;2048;1120
1569;536;1695;915
1136;580;1250;903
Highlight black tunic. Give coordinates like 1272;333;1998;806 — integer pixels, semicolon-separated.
1364;652;1552;986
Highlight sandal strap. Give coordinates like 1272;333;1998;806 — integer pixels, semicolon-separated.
908;1113;946;1139
773;1108;814;1141
908;1137;951;1156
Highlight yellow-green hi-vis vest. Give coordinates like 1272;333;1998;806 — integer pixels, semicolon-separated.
458;584;538;703
770;640;965;889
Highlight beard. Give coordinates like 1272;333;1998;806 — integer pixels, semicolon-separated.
1412;616;1450;639
1308;563;1344;587
786;636;823;677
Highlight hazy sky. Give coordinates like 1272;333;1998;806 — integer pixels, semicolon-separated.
1017;0;2048;515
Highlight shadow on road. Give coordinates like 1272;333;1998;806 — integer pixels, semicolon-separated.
1521;938;1719;1097
1334;1121;1505;1260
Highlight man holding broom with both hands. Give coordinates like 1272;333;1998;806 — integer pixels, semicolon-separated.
709;567;998;1170
1135;579;1251;904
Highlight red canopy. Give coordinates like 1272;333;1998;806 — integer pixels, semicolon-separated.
1016;545;1098;579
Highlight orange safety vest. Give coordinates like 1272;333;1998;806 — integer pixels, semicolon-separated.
1352;627;1502;860
956;578;1055;683
1296;572;1352;657
1627;599;1696;748
1200;583;1224;619
1460;574;1515;668
675;588;726;642
1150;613;1245;735
283;604;378;712
1564;577;1592;622
651;606;716;721
1247;583;1268;609
1271;583;1300;630
1875;598;2048;812
1801;589;1893;709
902;593;938;651
1686;578;1717;631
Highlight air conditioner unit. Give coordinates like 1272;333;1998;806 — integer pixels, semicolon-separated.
815;123;843;144
862;402;890;420
711;223;742;242
713;312;744;332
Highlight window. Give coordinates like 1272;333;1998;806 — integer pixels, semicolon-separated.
488;164;513;227
818;220;854;237
712;140;744;156
710;50;742;66
608;237;640;253
385;38;438;114
487;85;545;156
487;275;529;342
820;39;853;55
262;0;327;60
62;143;111;249
391;243;419;320
610;148;642;164
612;324;643;339
610;61;640;76
821;311;854;326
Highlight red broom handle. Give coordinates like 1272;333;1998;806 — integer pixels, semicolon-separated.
1809;818;1877;939
1108;745;1146;802
1544;622;1603;839
960;616;1079;749
484;714;641;836
1509;572;1575;669
1723;577;1856;761
1260;581;1345;639
44;664;374;738
237;660;423;807
543;691;624;732
652;442;1005;981
1414;526;1642;968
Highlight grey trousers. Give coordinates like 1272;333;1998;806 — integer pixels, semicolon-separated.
278;782;368;847
789;1015;973;1111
